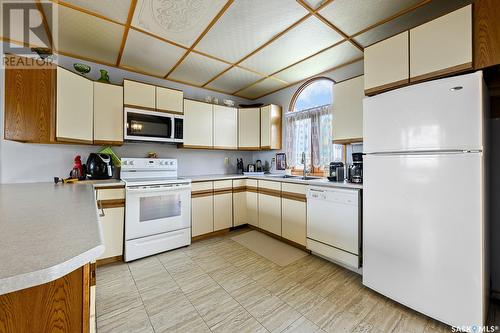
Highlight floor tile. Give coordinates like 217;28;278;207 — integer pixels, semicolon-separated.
210;307;268;333
97;304;153;333
277;283;325;315
230;281;273;309
281;316;323;333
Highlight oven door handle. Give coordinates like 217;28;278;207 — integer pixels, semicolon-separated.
126;184;191;194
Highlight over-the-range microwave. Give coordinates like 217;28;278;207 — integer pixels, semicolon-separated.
124;107;183;143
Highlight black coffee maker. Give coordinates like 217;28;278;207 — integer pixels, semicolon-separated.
349;153;363;184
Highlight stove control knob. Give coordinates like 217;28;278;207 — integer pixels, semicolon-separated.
129;161;134;166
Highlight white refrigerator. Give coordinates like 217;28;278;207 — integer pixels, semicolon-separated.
362;71;488;327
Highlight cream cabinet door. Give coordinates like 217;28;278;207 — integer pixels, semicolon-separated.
214;192;233;231
192;195;214;237
410;5;472;81
93;82;123;144
56;67;93;143
233;191;247;227
213;105;237;149
258;193;281;236
123;80;155;109
364;31;409;94
260;104;282;150
282;199;306;246
238;108;260;149
184;99;213;147
97;207;125;260
246;179;258;227
332;76;364;142
156;86;183;113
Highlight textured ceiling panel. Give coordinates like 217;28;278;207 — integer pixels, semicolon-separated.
236;78;287;99
168;53;230;85
195;0;308;63
304;0;328;10
120;29;185;76
132;0;227;47
47;4;124;64
274;41;363;83
354;0;473;47
319;0;422;35
206;67;263;93
240;16;343;75
57;0;132;24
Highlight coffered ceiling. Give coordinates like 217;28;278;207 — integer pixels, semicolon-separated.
1;0;472;99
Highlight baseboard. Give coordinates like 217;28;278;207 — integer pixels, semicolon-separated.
96;255;122;267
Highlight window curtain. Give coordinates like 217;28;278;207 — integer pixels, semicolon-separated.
285;104;333;169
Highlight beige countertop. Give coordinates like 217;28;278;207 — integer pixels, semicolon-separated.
184;174;362;190
0;182;105;295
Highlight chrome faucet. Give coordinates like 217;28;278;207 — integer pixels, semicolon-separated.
301;151;308;179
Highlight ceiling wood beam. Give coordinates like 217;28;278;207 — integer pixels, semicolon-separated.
201;13;312;87
296;0;364;52
116;0;137;67
250;56;364;100
35;0;54;51
164;0;234;78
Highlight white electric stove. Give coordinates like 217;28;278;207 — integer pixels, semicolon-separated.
121;158;191;262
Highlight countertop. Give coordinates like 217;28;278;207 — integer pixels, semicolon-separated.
0;182;105;295
185;174;363;190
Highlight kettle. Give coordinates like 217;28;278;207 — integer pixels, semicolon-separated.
86;153;114;180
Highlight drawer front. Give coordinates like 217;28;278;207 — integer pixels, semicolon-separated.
281;183;307;195
247;179;258;187
96;188;125;201
258;180;281;191
213;180;233;190
232;179;247;187
191;181;213;192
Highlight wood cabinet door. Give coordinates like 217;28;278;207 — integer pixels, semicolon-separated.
474;0;500;69
410;5;472;82
97;207;125;260
184;99;213;148
238;108;260;149
214;192;233;231
123;80;155;109
192;195;214;237
258;193;281;236
332;76;364;142
260;105;282;150
56;67;93;143
364;31;409;95
213;105;237;149
93;82;123;145
233;191;247;227
156;86;183;113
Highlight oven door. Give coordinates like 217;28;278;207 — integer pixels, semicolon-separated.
124;108;174;142
125;183;191;240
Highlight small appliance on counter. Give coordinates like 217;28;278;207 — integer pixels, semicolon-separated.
236;158;244;174
328;162;344;182
86;153;114;180
349;153;363;183
255;159;263;172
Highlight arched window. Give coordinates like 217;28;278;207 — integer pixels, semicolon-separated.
286;78;342;173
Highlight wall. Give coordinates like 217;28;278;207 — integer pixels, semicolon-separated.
252;60;364;166
0;45;254;183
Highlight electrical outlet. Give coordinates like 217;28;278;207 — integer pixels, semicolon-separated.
224;157;229;165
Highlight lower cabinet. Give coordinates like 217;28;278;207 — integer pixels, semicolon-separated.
97;207;125;260
246;180;259;227
192;195;214;237
258;180;282;236
214;180;233;231
233;180;248;227
281;183;307;246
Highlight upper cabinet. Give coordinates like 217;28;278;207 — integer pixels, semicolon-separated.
238;108;260;150
364;32;409;95
260;104;282;150
93;82;123;145
474;0;500;69
213;105;237;149
364;5;473;95
123;80;155;110
410;5;472;82
183;99;213;148
333;76;364;143
56;67;94;143
156;86;183;114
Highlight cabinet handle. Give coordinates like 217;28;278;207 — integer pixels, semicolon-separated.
97;200;105;217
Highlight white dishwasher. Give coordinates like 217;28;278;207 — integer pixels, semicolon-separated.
306;186;361;270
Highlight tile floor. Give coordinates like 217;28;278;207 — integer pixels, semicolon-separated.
95;228;482;333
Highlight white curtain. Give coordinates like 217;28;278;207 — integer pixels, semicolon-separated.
285;105;333;169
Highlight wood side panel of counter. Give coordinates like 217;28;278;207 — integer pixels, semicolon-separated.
0;264;89;333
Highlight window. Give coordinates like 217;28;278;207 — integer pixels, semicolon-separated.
286;78;343;173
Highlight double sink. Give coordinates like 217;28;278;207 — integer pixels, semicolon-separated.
266;174;323;181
